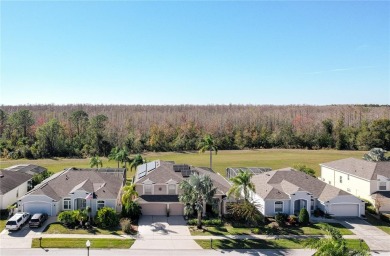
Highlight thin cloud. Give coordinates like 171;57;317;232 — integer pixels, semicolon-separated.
306;65;376;75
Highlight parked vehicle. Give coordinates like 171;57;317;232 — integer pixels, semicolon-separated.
5;212;30;231
29;213;48;228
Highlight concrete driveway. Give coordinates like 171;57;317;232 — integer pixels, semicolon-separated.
341;218;390;252
131;215;201;250
0;216;57;249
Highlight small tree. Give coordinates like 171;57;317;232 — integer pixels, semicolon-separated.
122;201;142;220
363;148;389;162
120;218;133;234
299;208;310;225
374;194;384;214
96;207;119;229
198;134;218;170
293;164;316;177
227;201;264;227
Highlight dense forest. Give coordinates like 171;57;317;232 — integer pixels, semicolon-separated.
0;104;389;159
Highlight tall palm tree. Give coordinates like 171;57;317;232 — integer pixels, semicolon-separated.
121;184;139;205
198;134;218;170
117;148;131;168
108;147;121;168
89;156;103;169
129;154;145;171
179;173;217;229
227;169;255;201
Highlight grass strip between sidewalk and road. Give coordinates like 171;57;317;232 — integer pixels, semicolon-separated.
195;238;368;250
31;238;134;249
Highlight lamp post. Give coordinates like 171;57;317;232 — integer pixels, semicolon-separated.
86;240;90;256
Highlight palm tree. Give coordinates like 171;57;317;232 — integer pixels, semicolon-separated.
108;147;121;168
179;173;217;229
227;169;255;201
121;184;139;205
90;156;103;169
129;154;145;171
198;134;218;170
117;148;131;168
305;223;369;256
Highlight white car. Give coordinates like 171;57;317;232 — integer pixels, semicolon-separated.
5;212;30;231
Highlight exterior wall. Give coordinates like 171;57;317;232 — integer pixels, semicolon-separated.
250;191;266;216
0;181;29;209
263;199;290;216
153;184;168;195
135;184;143;195
289;191;313;216
320;166;372;200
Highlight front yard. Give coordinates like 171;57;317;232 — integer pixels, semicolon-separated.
195;238;368;250
43;222;129;235
32;238;134;249
366;214;390;235
190;222;353;236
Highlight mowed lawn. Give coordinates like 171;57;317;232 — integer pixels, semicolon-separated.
0;149;365;177
31;238;134;249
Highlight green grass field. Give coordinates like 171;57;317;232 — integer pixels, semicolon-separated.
31;238;134;249
43;223;126;235
0;149;365;177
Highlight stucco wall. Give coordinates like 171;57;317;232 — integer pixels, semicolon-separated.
321;166;372;200
326;195;365;216
1;181;29;209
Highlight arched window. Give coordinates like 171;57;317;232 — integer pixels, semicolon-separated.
275;201;283;213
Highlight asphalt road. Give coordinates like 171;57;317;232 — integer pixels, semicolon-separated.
0;248;320;256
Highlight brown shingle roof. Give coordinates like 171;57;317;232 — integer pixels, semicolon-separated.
135;161;230;195
23;169;123;201
251;168;350;202
321;158;390;180
0;170;32;195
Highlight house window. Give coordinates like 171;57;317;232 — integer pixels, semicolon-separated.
64;198;71;210
275;201;283;213
379;182;386;191
97;200;105;210
311;199;315;211
339;176;342;183
168;184;176;195
347;175;350;181
144;184;152;195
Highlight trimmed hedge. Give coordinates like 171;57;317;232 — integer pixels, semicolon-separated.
187;218;223;226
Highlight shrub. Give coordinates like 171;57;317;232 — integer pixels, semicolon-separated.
275;213;288;226
96;207;119;229
187;218;223;226
313;208;324;217
299;208;310;225
58;211;76;227
267;222;279;230
380;213;390;224
251;227;262;234
226;202;264;227
120;218;133;234
121;201;142;220
288;215;297;225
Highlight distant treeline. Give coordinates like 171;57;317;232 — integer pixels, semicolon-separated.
0;104;389;159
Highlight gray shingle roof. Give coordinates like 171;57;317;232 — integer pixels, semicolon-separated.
251;168;350;202
4;164;47;176
23;169;124;201
0;170;32;195
320;158;390;180
135;161;231;195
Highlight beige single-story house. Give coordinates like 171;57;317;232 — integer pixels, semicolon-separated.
250;168;365;217
18;168;125;216
320;158;390;212
134;160;231;216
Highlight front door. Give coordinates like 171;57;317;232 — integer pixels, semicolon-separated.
74;198;86;210
294;199;307;215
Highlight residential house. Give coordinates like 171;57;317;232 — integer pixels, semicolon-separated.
249;168;365;217
0;164;47;209
320;158;390;212
18;168;125;216
134;160;231;216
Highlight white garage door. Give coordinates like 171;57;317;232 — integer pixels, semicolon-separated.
169;203;184;216
140;203;167;215
23;202;52;216
330;204;359;217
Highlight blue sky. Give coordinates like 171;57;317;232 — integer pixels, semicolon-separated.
1;1;389;105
